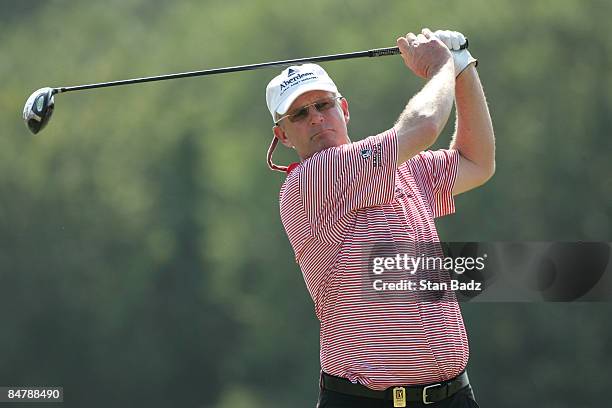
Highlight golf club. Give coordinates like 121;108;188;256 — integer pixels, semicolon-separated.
23;41;468;134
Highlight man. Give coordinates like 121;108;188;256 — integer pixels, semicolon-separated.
265;28;494;407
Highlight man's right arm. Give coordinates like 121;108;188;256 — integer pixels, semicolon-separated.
394;29;456;165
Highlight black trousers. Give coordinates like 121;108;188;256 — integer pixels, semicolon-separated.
316;384;480;408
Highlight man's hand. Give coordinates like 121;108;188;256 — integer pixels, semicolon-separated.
397;28;453;79
433;29;478;77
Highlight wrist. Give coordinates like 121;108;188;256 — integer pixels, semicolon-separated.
452;49;478;77
456;62;478;79
430;56;455;79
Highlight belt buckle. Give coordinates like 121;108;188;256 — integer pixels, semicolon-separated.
422;383;442;405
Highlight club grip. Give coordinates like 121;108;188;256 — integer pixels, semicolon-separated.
369;38;469;58
368;47;401;57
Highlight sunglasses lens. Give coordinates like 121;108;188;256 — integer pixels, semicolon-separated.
315;100;334;112
290;107;310;123
286;97;340;123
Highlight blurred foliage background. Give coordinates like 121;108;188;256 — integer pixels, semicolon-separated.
1;0;611;407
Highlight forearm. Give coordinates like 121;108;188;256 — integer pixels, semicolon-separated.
450;65;495;173
395;59;456;164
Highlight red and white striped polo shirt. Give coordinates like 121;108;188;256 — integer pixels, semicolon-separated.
278;128;468;390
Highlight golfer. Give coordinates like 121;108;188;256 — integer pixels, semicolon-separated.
265;28;494;407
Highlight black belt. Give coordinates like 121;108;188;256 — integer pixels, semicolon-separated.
321;370;470;406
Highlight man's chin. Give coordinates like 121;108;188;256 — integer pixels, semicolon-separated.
316;138;347;152
302;134;350;158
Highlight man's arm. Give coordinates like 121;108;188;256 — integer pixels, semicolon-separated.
394;29;456;165
450;65;495;195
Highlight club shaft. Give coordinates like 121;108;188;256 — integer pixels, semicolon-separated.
54;40;468;94
55;47;402;93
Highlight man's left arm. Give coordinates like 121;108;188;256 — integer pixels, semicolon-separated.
450;64;496;195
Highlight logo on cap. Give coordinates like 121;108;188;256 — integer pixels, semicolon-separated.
279;72;315;92
287;68;296;77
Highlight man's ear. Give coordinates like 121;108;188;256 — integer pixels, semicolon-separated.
273;125;293;148
341;98;350;124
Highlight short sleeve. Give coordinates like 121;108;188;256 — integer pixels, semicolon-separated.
299;128;397;238
403;149;460;218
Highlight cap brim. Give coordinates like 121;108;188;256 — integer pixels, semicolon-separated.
275;83;339;116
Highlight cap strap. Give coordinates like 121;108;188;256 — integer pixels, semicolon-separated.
266;136;288;172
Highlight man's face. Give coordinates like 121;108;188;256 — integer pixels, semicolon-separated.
273;90;350;160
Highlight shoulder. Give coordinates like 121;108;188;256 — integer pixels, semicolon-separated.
304;129;398;174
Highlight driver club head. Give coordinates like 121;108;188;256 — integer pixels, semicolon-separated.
23;87;56;134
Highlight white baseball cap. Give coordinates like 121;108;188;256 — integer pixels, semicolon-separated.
265;63;339;121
